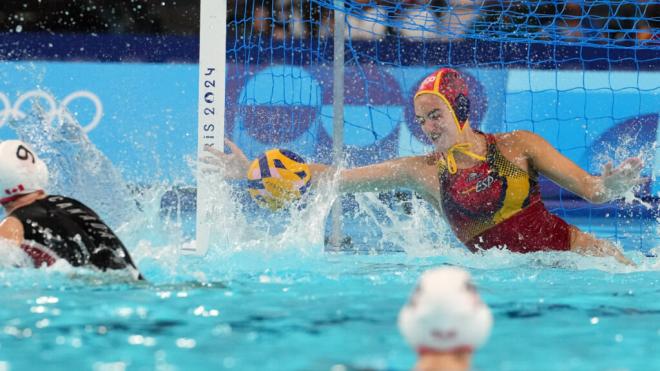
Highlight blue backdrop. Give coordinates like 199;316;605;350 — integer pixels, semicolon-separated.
0;35;658;195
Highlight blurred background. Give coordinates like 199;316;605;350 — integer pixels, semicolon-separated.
0;1;656;45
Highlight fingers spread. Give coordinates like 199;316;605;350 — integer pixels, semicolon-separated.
620;157;643;170
199;155;223;165
204;145;224;156
200;167;221;175
633;177;650;185
224;138;241;153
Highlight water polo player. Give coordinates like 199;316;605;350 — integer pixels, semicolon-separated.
205;68;643;265
0;140;143;279
399;267;492;371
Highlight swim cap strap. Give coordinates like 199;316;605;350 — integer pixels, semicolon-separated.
442;143;486;174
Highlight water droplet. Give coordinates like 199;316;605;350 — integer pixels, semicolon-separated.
175;338;196;348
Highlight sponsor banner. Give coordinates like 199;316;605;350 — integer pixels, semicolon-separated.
1;61;658;193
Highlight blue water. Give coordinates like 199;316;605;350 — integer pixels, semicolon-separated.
0;247;659;371
1;198;660;371
1;112;659;371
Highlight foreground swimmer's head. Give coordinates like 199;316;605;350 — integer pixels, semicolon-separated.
0;140;49;205
398;267;492;356
414;68;471;150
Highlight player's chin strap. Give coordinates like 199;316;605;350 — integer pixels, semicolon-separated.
417;345;474;355
441;143;486;174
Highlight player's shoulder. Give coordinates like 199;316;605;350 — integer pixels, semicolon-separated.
491;130;548;159
494;129;538;141
0;216;24;242
493;130;544;148
1;216;23;228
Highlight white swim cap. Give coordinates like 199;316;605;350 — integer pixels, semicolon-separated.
398;267;492;353
0;140;49;204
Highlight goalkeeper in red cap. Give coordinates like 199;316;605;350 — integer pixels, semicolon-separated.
206;68;643;265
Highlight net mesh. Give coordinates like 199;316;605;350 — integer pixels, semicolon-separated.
225;0;659;252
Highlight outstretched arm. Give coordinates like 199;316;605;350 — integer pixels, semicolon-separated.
517;131;644;204
310;156;433;195
203;139;433;196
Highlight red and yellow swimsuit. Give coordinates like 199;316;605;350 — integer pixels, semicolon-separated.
438;133;571;253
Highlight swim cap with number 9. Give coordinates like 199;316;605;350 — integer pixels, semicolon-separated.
0;140;49;204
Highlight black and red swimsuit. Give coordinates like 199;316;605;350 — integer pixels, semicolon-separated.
439;134;572;253
10;195;143;279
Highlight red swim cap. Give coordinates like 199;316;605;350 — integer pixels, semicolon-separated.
414;68;470;132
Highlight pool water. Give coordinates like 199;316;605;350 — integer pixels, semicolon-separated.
1;249;659;371
1;197;659;371
1;115;659;371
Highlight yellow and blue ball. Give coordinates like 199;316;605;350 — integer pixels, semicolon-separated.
246;149;311;211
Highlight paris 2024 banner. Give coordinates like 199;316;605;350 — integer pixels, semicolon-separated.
1;61;658;195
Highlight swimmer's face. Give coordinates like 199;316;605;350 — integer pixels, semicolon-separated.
414;94;461;150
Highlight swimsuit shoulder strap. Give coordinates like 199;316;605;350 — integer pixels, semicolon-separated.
483;132;497;152
486;133;537;179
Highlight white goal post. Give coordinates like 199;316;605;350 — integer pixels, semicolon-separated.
185;0;226;256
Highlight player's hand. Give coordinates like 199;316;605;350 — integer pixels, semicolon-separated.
200;139;250;180
600;157;645;201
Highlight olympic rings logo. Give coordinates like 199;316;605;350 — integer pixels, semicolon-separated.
0;90;103;133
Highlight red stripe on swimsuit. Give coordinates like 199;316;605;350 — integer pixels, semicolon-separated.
20;243;58;267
